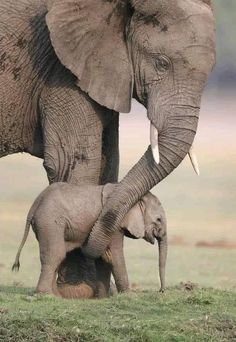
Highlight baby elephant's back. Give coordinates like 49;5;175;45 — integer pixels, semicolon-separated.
33;183;103;237
61;184;103;234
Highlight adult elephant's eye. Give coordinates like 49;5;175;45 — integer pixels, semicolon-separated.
155;55;170;72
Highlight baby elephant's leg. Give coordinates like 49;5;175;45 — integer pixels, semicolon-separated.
36;226;66;296
110;231;129;293
95;258;112;298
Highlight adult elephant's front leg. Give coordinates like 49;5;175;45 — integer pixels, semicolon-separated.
39;73;111;291
101;111;119;185
97;112;120;296
39;75;105;185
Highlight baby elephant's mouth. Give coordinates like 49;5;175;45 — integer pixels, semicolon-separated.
144;235;155;245
144;228;156;245
144;223;164;244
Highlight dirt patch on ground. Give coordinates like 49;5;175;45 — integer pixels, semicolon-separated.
179;281;199;291
169;236;236;250
0;308;8;314
12;281;23;287
214;318;236;340
169;235;188;246
196;240;236;249
130;283;141;290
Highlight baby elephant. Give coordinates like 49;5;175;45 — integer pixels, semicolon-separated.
13;183;167;296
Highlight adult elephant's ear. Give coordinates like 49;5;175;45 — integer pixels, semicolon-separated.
46;0;133;113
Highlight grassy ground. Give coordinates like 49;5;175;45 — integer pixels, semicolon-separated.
0;286;236;341
1;235;236;341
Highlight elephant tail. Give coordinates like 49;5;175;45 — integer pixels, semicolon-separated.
12;217;32;272
12;187;50;272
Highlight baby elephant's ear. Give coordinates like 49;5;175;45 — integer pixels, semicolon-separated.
121;202;145;239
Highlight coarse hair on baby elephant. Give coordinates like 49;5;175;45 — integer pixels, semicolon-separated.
12;183;167;297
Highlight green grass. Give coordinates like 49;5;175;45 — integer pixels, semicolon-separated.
0;287;236;341
1;239;236;341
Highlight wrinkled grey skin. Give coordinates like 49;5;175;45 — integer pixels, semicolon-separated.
0;0;215;282
12;183;167;297
0;1;119;184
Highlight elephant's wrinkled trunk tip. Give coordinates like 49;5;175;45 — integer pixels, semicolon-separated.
157;235;168;293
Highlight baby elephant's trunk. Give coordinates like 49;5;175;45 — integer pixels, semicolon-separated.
157;234;168;292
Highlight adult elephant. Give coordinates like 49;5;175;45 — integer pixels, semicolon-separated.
66;0;215;257
0;0;120;293
0;0;215;288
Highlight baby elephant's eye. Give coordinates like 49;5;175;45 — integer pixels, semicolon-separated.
156;217;162;223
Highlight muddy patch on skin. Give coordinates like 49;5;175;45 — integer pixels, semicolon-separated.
0;263;5;268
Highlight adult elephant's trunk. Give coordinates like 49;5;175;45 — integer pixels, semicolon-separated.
158;235;168;292
83;99;200;258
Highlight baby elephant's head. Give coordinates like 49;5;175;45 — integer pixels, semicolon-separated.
142;193;167;245
120;192;167;244
121;191;167;292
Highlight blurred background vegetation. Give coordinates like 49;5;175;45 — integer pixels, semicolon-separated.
211;0;236;87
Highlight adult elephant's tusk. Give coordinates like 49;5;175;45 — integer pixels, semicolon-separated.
188;146;200;176
150;122;160;165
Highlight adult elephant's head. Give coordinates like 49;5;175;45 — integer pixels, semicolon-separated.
46;0;215;257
